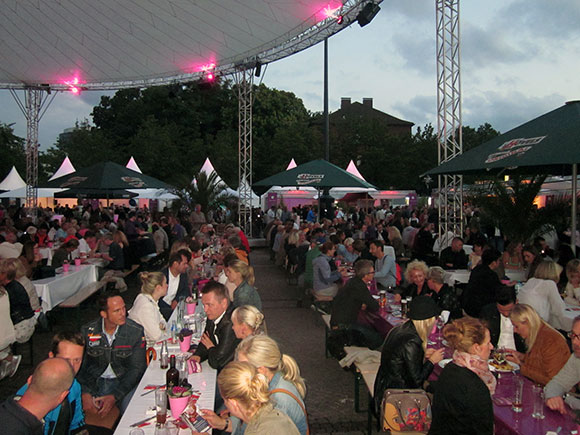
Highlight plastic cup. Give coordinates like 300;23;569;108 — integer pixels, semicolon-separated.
74;258;81;267
63;263;70;272
179;335;192;352
186;302;196;315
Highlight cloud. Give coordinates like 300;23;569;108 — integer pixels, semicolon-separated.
393;94;437;129
463;91;564;132
381;0;433;22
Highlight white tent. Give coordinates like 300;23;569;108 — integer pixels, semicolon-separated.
0;166;26;191
0;187;66;198
48;156;76;181
124;157;177;200
195;158;238;197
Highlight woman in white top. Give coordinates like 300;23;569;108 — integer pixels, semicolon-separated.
129;272;168;344
518;260;569;331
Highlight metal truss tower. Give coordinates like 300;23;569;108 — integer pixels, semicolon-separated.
9;88;56;211
436;0;463;241
235;68;254;237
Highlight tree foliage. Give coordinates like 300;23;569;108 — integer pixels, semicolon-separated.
0;123;26;181
172;171;235;215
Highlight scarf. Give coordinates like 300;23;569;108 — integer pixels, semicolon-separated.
452;350;496;394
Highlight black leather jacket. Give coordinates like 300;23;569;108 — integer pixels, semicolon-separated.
194;305;240;371
77;318;146;402
373;321;434;414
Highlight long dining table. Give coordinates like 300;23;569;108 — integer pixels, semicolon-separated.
364;294;580;435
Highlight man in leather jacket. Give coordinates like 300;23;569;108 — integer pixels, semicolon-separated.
190;281;240;371
77;290;146;420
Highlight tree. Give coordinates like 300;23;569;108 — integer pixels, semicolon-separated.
171;171;235;215
0;123;26;180
469;174;548;243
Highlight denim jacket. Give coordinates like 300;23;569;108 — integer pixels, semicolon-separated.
77;318;146;402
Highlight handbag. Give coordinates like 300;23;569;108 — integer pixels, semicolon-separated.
381;389;431;433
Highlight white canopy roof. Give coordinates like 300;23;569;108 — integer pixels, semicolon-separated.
49;156;76;181
0;1;373;90
0;166;26;190
0;187;65;198
329;160;377;198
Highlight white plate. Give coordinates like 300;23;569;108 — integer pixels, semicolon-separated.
488;360;519;372
438;358;452;368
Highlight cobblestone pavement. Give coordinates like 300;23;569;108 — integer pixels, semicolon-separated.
0;248;376;434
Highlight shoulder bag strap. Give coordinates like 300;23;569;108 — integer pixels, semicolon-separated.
270;388;309;435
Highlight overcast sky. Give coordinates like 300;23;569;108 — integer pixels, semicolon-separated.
0;0;579;152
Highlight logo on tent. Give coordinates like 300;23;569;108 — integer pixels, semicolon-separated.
296;173;324;185
61;176;88;187
485;136;546;164
121;177;146;188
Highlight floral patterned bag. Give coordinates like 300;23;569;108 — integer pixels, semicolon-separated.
381;389;431;433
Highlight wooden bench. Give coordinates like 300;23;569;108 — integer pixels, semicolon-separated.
59;281;107;326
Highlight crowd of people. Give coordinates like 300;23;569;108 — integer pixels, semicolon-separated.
0;201;311;434
2;198;580;433
264;202;580;433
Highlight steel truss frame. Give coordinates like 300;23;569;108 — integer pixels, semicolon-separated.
235;68;254;236
0;0;378;92
436;0;463;243
9;88;57;210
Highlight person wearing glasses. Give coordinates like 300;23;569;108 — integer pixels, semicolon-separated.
330;259;382;349
545;316;580;413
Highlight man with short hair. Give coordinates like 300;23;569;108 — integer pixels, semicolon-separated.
17;331;87;435
190;281;240;371
545;316;580;413
330;259;382;349
77;290;146;420
159;249;192;320
0;358;74;435
439;237;468;270
479;286;525;352
369;240;396;289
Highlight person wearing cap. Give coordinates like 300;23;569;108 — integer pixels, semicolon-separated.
373;296;444;414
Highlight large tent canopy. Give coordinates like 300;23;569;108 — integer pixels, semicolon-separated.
0;0;376;90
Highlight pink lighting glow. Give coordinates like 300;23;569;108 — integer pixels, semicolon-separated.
63;77;82;94
199;62;216;81
317;3;342;22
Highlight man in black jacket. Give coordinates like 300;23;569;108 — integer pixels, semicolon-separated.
330;260;382;349
462;248;502;317
480;286;526;352
439;237;468;270
190;281;240;371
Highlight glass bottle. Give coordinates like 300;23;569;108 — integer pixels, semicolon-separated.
166;355;180;390
160;340;169;369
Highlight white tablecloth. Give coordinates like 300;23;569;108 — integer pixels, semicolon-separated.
114;359;216;434
38;247;53;265
444;268;528;287
33;264;98;312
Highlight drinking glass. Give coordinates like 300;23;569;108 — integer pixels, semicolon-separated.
176;355;188;381
511;376;524;413
532;384;545;419
155;389;167;425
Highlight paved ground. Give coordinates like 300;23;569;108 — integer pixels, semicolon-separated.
0;248;375;434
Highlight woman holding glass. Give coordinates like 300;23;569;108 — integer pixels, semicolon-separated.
429;317;494;435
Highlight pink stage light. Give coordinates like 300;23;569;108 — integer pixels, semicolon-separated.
199;62;216;82
64;77;83;95
317;3;342;22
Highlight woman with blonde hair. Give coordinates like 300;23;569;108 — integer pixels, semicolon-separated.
395;259;431;302
507;304;569;386
429;317;494;434
205;336;307;434
564;259;580;305
225;258;262;310
128;271;168;344
232;305;266;340
212;361;299;434
518;260;569;331
13;258;40;312
373;296;444;415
